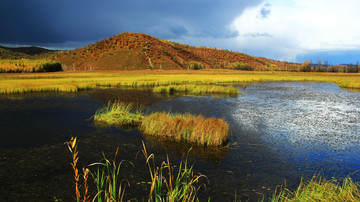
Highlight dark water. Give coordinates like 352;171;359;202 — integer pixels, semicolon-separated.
0;83;359;201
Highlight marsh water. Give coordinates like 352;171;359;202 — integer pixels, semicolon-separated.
0;82;359;201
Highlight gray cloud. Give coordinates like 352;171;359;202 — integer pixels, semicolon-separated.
243;32;273;37
0;0;262;48
259;3;271;19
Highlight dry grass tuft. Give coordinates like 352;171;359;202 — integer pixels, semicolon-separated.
140;112;229;146
153;84;239;94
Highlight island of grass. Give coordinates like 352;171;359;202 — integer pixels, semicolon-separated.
153;84;239;94
94;102;229;146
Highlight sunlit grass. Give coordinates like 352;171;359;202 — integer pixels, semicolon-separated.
271;176;360;202
0;70;359;94
153;84;239;94
93;102;229;146
0;59;62;73
141;142;206;201
94;102;143;127
140;112;229;146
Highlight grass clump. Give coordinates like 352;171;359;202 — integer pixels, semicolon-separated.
66;137;205;201
142;141;206;201
272;176;360;202
153;84;239;94
140;112;229;146
93;102;229;146
94;102;143;127
89;148;132;202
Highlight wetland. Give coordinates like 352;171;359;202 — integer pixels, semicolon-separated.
0;81;359;201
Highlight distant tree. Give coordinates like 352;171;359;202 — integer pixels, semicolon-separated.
355;62;359;73
298;61;312;72
315;60;322;72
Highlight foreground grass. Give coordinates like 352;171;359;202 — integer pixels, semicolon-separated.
272;176;360;202
66;137;204;202
67;137;360;201
94;102;229;146
0;70;359;94
153;84;239;94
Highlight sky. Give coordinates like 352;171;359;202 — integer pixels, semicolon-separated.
1;0;359;65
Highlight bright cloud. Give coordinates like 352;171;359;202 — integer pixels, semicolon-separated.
230;0;360;61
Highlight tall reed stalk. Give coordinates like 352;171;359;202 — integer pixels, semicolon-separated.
65;137;89;202
89;148;132;202
141;141;206;201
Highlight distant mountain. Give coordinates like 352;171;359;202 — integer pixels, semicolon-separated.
1;33;298;71
50;32;298;71
0;46;56;59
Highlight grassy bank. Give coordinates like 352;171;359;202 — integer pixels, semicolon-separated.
0;59;62;73
272;176;360;201
0;70;359;94
153;84;239;94
93;102;229;146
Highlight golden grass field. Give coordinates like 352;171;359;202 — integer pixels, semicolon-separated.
0;70;359;94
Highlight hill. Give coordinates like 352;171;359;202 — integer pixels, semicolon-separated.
49;32;298;71
0;46;55;59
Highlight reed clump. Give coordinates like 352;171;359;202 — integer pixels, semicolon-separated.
93;102;229;146
94;102;143;127
140;112;229;146
66;137;204;201
142;141;206;201
89;148;132;202
153;84;239;94
272;176;360;202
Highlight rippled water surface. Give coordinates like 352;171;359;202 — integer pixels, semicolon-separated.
0;82;359;201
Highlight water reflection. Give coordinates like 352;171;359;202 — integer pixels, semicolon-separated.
231;82;360;151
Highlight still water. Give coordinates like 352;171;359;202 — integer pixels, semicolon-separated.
0;82;359;201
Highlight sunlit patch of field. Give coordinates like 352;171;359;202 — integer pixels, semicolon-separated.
0;59;61;73
0;70;359;94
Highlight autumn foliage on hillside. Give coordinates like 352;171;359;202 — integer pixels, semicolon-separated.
50;32;297;71
0;46;55;59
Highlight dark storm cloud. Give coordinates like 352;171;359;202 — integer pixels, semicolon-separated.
0;0;262;47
